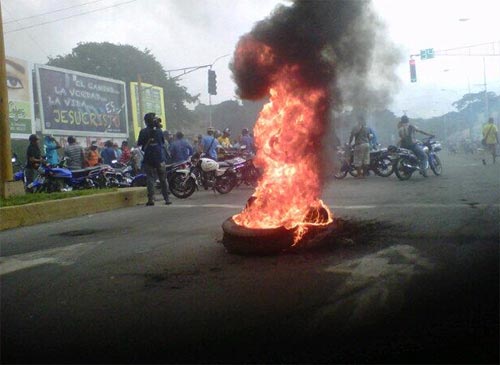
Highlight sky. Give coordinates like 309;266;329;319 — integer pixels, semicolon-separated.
3;0;500;119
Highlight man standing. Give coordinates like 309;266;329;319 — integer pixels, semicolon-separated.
349;117;371;178
64;136;84;170
482;117;498;165
201;127;220;161
100;140;117;165
398;115;434;177
218;128;233;149
43;135;61;166
240;128;254;154
25;134;43;186
169;132;194;163
137;112;171;206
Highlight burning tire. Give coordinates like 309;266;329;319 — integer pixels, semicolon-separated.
222;217;295;255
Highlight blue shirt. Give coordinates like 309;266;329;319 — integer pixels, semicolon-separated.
101;147;116;165
201;135;219;160
169;138;194;163
44;139;60;166
368;127;378;149
240;135;254;153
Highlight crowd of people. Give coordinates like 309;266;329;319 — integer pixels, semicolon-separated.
22;112;497;194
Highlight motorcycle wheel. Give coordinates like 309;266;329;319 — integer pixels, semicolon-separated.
246;166;260;187
394;158;413;180
333;162;349;179
430;155;443;176
170;173;196;199
215;174;236;194
373;157;394;177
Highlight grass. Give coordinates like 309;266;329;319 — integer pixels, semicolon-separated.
0;188;118;208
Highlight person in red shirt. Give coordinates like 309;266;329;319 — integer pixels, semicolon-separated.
119;141;131;164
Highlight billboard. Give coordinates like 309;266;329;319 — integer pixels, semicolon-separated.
6;56;36;139
130;81;166;140
35;64;128;138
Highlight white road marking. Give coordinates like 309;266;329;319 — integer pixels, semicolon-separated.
0;241;103;277
312;245;435;328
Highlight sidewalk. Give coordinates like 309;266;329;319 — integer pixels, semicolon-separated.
0;188;147;231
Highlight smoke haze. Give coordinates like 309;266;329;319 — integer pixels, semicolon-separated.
230;0;402;113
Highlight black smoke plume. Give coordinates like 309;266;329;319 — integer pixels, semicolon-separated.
230;0;401;112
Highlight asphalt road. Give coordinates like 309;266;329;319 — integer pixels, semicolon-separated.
1;152;499;364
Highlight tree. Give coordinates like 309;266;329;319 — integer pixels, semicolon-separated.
47;42;199;135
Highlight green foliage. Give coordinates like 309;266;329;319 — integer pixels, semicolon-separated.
47;42;199;133
0;188;117;207
194;99;267;135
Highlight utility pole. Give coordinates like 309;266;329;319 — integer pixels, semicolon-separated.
483;57;489;118
137;73;144;122
0;1;23;198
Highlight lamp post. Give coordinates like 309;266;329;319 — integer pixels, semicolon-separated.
457;17;490;119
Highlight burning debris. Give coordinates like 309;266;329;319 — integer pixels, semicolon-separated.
223;0;400;254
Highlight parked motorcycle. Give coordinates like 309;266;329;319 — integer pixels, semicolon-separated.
169;153;236;199
333;144;395;179
219;155;260;188
391;137;442;180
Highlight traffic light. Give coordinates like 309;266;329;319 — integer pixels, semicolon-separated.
208;69;217;95
409;59;417;83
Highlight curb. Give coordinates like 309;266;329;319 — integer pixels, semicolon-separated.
0;188;147;231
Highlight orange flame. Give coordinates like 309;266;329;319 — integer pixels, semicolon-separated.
233;43;333;244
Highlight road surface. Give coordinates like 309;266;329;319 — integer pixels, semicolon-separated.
1;152;498;363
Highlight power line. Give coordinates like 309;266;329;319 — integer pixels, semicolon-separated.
5;0;138;34
3;0;107;25
2;3;50;59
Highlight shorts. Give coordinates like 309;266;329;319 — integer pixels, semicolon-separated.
353;143;370;167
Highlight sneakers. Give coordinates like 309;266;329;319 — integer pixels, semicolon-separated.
165;200;172;205
146;201;154;206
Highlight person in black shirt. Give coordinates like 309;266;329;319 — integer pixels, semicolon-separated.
137;112;171;206
25;134;42;186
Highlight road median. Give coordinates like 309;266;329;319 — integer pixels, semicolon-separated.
0;188;147;231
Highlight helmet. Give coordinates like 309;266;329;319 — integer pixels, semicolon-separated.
400;115;409;124
144;112;156;127
223;128;231;134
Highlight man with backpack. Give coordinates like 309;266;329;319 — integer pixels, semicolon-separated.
201;127;220;161
482;117;498;165
137;112;172;206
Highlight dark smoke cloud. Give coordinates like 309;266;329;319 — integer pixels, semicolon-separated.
230;0;402;112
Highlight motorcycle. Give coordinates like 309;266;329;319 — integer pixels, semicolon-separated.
391;137;443;180
333;144;395;179
169;153;236;199
219;155;260;188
